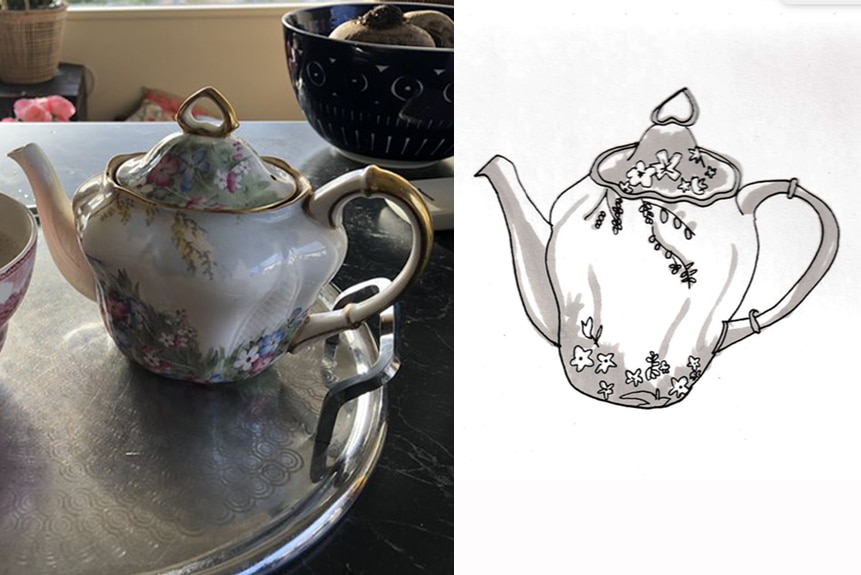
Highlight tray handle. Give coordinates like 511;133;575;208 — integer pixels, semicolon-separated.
311;278;399;482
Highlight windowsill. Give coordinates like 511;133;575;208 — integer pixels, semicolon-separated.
66;1;369;20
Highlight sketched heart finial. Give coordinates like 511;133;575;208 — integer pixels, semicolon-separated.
650;88;699;127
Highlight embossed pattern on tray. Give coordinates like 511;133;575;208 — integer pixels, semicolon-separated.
0;237;387;574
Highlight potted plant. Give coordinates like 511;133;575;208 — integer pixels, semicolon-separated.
0;0;67;84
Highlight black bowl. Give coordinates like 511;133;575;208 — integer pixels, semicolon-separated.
282;3;454;167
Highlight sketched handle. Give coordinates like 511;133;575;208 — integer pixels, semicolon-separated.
715;179;839;352
289;166;433;351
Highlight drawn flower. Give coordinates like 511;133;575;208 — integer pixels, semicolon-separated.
597;380;614;400
687;356;701;371
645;351;671;380
669;376;690;398
233;345;260;371
581;317;594;339
569;345;594;372
626;161;657;188
650;149;682;181
580;317;602;345
595;352;617;374
688;147;704;165
625;368;644;387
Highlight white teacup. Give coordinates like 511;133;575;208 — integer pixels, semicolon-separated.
0;193;37;353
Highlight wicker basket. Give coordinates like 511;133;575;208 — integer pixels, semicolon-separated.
0;0;67;84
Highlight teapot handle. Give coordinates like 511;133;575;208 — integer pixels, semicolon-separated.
288;165;434;350
714;178;839;352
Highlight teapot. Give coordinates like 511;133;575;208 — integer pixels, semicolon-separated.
9;86;433;383
476;88;839;408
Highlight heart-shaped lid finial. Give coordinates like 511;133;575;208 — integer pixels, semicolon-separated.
651;88;698;127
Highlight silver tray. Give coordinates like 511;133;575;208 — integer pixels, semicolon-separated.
0;236;397;574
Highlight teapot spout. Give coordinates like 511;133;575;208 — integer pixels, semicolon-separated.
475;155;558;344
8;143;97;301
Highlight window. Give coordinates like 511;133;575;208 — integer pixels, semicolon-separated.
67;0;320;6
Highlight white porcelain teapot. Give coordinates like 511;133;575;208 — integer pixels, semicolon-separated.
477;88;839;408
10;87;433;383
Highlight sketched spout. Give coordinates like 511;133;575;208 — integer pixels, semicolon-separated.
475;155;559;344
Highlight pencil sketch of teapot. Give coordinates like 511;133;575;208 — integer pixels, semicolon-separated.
476;88;839;409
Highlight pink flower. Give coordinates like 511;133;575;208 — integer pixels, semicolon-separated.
10;96;76;122
251;355;272;375
147;155;180;187
14;99;52;122
216;169;242;193
107;298;129;321
45;95;76;121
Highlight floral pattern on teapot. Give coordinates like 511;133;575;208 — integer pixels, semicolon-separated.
118;137;292;211
567;315;705;408
97;198;217;280
101;269;307;383
587;192;699;288
9;86;433;384
477;87;840;409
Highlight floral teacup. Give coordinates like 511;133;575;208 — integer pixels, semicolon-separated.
0;193;37;353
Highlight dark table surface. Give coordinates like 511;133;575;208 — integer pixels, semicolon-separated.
0;121;453;574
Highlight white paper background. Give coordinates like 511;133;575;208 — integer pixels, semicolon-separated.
457;0;861;571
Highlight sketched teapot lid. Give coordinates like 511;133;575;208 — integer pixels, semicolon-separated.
115;86;299;211
590;88;741;206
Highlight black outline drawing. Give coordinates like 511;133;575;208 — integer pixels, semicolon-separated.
476;88;840;409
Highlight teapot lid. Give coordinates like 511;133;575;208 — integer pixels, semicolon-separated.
590;88;741;207
115;87;298;211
